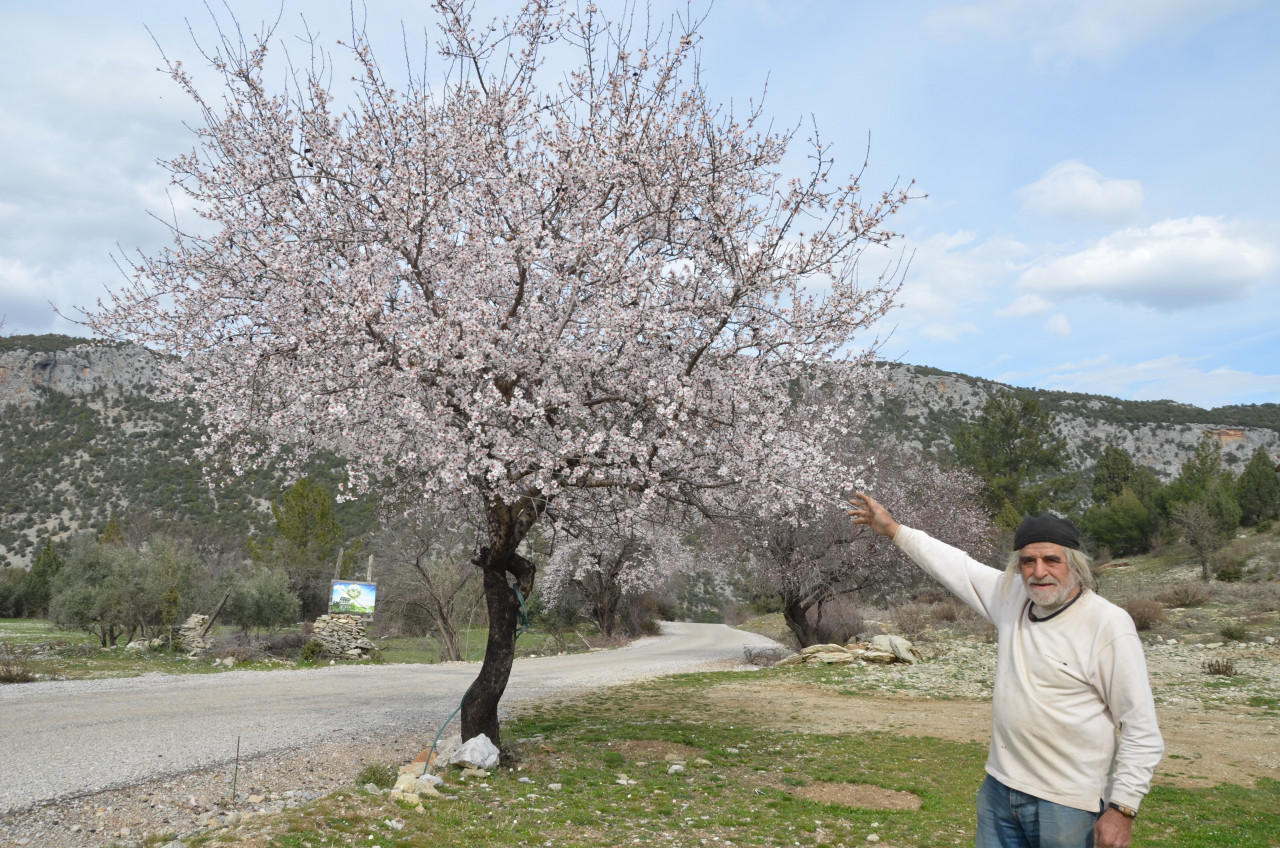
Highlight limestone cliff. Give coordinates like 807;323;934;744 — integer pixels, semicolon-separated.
0;339;160;409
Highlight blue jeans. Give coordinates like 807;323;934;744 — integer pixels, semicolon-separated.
976;774;1101;848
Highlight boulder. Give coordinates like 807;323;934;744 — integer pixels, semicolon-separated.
811;651;858;664
449;734;500;770
870;634;923;664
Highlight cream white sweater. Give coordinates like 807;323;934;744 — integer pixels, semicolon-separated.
894;526;1164;812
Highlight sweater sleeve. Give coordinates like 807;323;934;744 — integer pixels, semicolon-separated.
892;526;1016;625
1096;630;1165;809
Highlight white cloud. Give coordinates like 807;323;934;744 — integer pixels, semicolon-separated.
889;231;1031;341
925;0;1252;65
921;321;982;342
1013;354;1280;408
1016;216;1279;310
0;11;206;335
1044;314;1071;337
1019;160;1142;224
996;294;1053;318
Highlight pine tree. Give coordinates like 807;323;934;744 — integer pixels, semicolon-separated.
21;539;63;617
1237;447;1280;526
954;392;1074;526
1091;445;1136;505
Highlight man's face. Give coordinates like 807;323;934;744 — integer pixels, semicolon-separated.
1019;542;1079;607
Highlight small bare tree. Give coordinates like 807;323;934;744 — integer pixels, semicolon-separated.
374;512;484;661
1171;501;1226;582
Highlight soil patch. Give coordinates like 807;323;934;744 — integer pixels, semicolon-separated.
793;782;923;810
709;679;1280;789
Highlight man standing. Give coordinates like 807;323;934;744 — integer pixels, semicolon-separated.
849;492;1163;848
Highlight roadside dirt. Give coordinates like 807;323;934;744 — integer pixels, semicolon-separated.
709;679;1280;789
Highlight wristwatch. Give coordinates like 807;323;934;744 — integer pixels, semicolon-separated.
1108;802;1138;818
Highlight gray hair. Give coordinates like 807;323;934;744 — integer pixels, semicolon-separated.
1005;546;1097;592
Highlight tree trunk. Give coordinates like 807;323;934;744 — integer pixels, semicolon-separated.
583;569;621;638
460;548;534;747
782;594;818;649
434;604;463;662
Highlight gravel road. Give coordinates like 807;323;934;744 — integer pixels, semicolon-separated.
0;622;780;819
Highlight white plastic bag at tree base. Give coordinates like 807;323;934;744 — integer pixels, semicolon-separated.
448;734;500;770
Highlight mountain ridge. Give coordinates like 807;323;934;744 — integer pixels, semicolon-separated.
2;335;1277;569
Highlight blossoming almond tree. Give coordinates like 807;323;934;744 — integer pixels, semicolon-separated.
542;505;696;637
89;0;908;743
727;445;994;648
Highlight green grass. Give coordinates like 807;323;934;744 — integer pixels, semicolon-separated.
0;619;602;682
182;672;1280;848
0;618;96;645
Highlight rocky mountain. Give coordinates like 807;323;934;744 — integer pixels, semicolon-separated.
0;335;160;409
866;362;1280;478
2;336;1277;569
0;335;374;570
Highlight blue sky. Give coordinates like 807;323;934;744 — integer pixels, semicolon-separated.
1;1;1277;408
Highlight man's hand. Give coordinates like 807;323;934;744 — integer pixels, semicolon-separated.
848;492;900;540
1093;808;1134;848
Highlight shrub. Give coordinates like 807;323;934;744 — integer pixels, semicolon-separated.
0;643;34;684
743;645;789;667
1219;623;1250;642
891;603;931;637
356;762;397;789
225;568;301;633
914;588;949;605
299;639;325;663
1121;599;1165;631
930;599;963;623
1202;658;1235;676
260;630;309;657
1155;583;1211;608
620;593;661;638
810;597;864;645
1214;561;1245;582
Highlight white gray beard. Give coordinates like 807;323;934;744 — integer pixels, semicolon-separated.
1026;578;1078;609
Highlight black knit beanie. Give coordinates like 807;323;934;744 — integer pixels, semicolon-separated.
1013;514;1081;551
